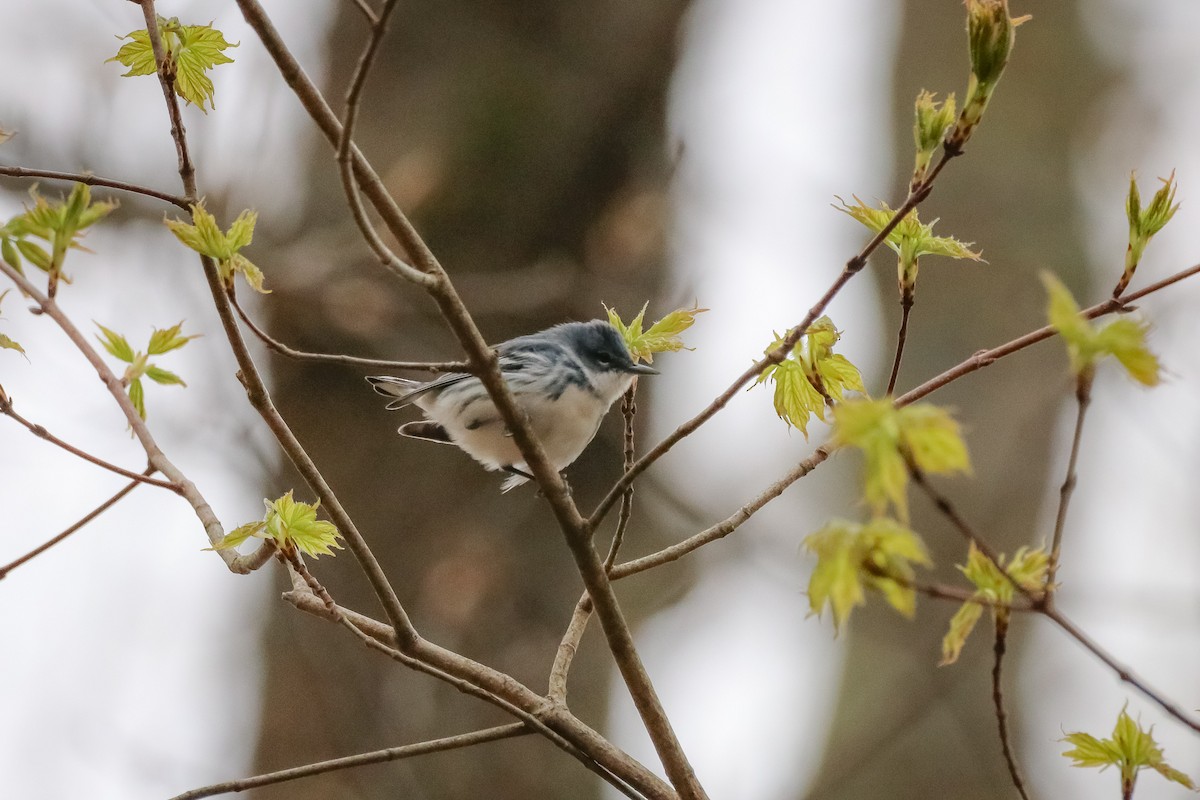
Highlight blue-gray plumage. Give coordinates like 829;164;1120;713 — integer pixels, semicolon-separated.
367;320;657;491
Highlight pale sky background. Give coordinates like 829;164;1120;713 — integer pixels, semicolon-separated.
2;2;1200;799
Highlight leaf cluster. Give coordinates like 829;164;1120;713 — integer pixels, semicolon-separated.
1042;272;1160;385
165;205;267;293
1;184;117;290
833;398;971;520
1061;707;1196;793
604;302;707;364
804;517;931;631
108;18;237;112
939;542;1047;665
214;491;342;559
756;316;865;437
95;321;197;420
835;197;981;289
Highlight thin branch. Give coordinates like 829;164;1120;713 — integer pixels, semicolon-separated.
346;0;379;25
0;259;272;573
137;0;420;645
0;395;180;491
335;0;437;288
169;724;530;800
0;473;144;580
549;387;639;704
1046;368;1093;595
992;617;1032;800
0;164;190;210
907;461;1037;602
612;446;832;580
229;290;465;372
886;286;914;395
589;150;959;531
894;260;1200;409
1039;605;1200;735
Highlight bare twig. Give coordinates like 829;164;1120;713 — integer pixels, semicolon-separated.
0;473;144;580
612;446;832;580
0;395;180;491
1046;369;1093;595
0;259;271;573
169;724;531;800
886;286;914;395
0;164;190;209
549;387;639;704
992;618;1032;800
346;0;379;25
229;290;464;372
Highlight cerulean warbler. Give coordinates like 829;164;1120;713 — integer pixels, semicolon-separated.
368;320;657;491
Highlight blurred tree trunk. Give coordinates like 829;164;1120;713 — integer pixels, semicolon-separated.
806;3;1108;798
249;2;686;797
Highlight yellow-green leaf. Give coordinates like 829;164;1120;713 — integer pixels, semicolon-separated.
145;365;185;386
804;517;931;631
1042;271;1161;385
95;323;135;363
940;601;984;665
109;19;236;113
147;321;198;355
1062;707;1196;791
605;302;706;364
264;491;342;558
835;196;982;285
758;317;865;436
166;205;267;292
128;377;146;420
898;404;971;476
210;521;267;551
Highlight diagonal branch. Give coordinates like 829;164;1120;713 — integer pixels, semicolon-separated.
0;472;145;580
0;394;180;491
229;290;465;372
0;165;190;210
169;724;531;800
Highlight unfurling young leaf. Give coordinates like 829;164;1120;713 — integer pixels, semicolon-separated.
108;18;237;112
939;542;1047;665
1116;171;1179;297
0;291;26;359
835;197;982;296
605;302;707;364
804;517;932;631
1062;707;1197;795
949;0;1031;151
214;491;342;558
2;184;117;295
833;398;971;521
1041;272;1161;386
165;205;268;293
94;322;197;420
912;91;956;188
756;316;865;437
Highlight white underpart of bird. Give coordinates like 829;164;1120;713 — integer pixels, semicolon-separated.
368;320;657;491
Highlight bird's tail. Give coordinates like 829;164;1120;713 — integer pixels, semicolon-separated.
367;375;422;410
500;473;529;493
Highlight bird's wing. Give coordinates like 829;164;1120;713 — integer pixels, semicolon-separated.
367;373;472;410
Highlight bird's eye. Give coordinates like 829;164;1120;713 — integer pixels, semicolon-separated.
597;353;612;365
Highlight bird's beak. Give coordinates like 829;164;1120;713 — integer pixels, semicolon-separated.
627;363;659;376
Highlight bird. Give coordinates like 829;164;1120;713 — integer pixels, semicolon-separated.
367;320;658;491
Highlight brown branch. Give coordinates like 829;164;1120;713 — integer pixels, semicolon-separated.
1046;369;1093;595
992;617;1032;800
0;473;145;580
549;387;639;704
346;0;379;25
0;395;180;491
589;150;959;531
886;285;915;395
0;164;190;210
229;290;465;373
0;259;271;573
235;4;706;793
169;723;530;800
612;446;832;580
